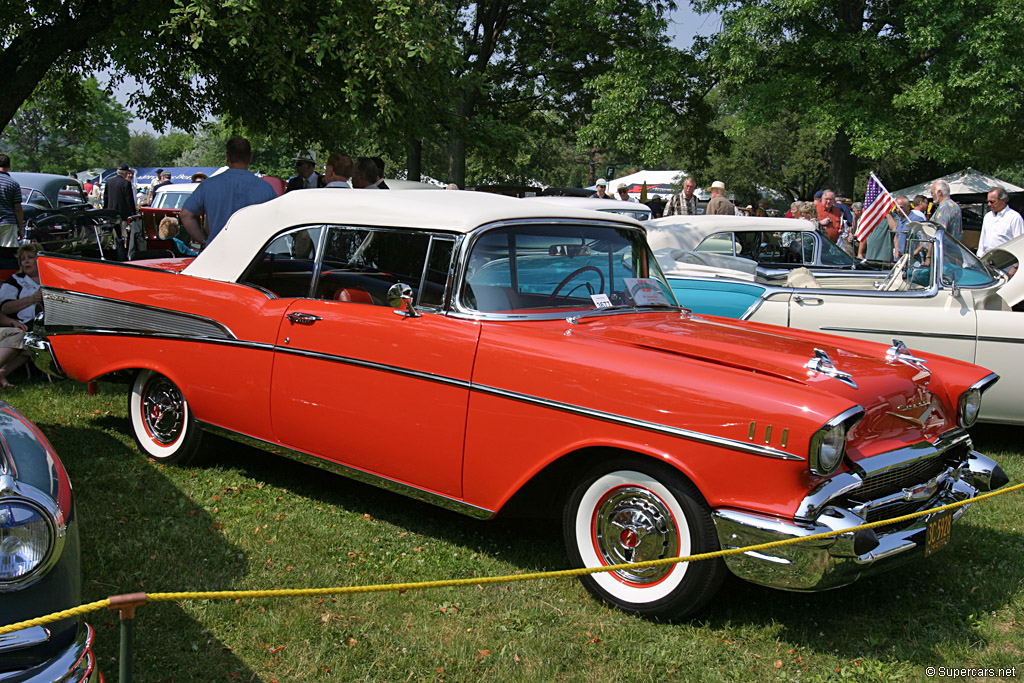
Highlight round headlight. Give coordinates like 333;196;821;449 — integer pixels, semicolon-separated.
0;501;53;582
812;421;847;475
959;388;982;427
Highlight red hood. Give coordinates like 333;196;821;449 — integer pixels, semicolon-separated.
568;312;959;456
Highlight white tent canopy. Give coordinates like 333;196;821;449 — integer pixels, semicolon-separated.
588;170;687;197
893;168;1024;200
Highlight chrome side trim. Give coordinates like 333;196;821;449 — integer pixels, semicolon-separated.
820;326;979;342
198;423;495;520
38;293;806;461
470;384;806;461
273;347;472;390
42;288;236;340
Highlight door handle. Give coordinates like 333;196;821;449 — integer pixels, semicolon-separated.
793;296;823;305
287;312;322;325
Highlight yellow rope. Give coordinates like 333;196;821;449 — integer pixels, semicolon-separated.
2;480;1021;636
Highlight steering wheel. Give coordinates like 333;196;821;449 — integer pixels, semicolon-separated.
880;253;910;291
547;266;605;304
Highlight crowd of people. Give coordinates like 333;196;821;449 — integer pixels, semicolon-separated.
657;176;1024;263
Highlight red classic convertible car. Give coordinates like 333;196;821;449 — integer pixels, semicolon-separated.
27;190;1007;619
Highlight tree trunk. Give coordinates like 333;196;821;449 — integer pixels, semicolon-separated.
830;128;856;198
407;139;422;182
0;1;116;134
447;136;466;189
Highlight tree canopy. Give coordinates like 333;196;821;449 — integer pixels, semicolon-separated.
695;0;1024;196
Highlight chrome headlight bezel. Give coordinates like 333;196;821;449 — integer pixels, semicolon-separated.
809;407;862;476
0;497;56;589
958;388;982;428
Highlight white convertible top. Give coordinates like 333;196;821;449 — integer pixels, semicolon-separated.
645;214;811;252
184;188;641;281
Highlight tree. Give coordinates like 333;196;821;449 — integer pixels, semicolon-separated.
0;77;131;172
695;0;1024;197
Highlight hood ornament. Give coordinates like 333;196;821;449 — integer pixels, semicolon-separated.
805;349;858;389
886;339;931;377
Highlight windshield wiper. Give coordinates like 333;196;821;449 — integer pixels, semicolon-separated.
566;304;687;325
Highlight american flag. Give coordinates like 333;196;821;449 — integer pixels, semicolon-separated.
855;173;896;242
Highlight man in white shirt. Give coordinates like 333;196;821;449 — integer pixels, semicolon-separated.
978;187;1024;256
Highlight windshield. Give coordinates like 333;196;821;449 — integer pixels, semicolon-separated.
464;224;677;313
904;226;999;289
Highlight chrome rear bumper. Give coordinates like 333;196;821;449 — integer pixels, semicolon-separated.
23;330;65;380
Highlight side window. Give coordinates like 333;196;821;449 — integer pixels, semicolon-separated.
241;226;323;297
419;237;455;309
314;227;431;305
696;232;736;256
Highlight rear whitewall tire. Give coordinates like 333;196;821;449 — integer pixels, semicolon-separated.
563;460;725;620
129;370;202;465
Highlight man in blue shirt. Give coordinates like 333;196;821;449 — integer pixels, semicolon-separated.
0;154;24;248
180;136;277;246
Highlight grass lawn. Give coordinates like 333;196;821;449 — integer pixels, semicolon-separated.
5;379;1022;682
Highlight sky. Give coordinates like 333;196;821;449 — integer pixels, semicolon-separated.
115;4;720;135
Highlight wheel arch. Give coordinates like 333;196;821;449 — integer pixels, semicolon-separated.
497;445;710;520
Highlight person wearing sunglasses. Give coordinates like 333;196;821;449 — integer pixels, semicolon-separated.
978;186;1024;256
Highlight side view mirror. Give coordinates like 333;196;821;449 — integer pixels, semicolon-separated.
940;275;960;299
387;283;420;318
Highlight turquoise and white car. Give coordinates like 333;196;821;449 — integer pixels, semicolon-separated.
654;218;1023;425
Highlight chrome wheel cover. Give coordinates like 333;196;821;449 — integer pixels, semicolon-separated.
142;377;185;445
593;484;679;585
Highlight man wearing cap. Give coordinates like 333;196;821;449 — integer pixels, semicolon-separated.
145;170;172;205
180;136;277;247
706;181;735;215
104;163;137;259
616;184;638;203
590;179;611;199
287;151;322;191
666;177;699;216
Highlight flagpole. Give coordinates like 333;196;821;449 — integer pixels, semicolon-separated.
871;172;911;221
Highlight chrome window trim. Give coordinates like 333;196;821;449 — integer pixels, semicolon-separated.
197;422;495;520
451;218;668;320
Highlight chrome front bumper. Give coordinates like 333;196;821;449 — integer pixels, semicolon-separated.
0;622;100;682
23;330;65;380
713;445;1007;592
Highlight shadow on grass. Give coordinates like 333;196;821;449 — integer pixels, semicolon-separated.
36;421;264;682
85;408;1022;669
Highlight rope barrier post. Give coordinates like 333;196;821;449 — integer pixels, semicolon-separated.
109;592;147;683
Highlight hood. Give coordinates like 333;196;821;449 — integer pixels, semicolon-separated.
981;233;1024;307
568;312;959;451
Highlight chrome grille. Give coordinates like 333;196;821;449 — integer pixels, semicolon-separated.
850;455;947;502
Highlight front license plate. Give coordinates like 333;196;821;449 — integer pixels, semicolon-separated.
924;509;953;557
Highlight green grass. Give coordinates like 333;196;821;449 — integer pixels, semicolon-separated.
6;379;1023;682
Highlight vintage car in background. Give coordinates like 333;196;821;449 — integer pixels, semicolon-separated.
140;175;289;240
0;400;100;681
525;195;653;222
645;215;883;273
658;221;1023;425
27;190;1007;619
4;173;119;270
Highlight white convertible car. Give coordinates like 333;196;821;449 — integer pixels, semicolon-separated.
651;217;1023;425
